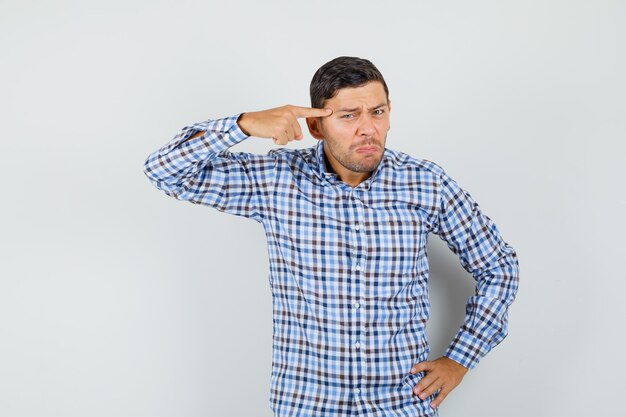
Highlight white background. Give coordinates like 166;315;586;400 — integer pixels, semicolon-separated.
1;1;625;416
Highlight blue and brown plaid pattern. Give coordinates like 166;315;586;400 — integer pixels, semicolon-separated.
143;114;519;417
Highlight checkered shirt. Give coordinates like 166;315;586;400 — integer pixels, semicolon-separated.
143;113;520;417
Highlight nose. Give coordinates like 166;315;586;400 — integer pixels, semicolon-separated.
357;113;375;136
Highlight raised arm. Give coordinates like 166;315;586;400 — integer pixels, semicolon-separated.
142;106;332;222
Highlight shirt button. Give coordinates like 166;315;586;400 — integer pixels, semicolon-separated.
355;341;361;349
354;301;360;309
355;388;361;394
354;224;360;231
355;264;361;271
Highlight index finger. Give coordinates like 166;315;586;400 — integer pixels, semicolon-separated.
290;106;333;118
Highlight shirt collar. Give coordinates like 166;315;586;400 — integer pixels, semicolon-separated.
313;140;387;189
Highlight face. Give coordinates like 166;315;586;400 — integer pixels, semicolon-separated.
306;81;391;184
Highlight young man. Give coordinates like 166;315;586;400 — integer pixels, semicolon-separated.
143;56;519;417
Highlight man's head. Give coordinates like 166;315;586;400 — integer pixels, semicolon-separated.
306;56;391;186
309;56;389;110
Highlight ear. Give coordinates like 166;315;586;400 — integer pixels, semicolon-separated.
306;117;325;140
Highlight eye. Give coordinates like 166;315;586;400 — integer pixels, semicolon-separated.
373;109;385;115
341;114;354;119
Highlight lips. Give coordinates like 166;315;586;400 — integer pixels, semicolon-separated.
356;146;379;153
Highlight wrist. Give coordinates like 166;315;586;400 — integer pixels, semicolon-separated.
236;113;252;136
441;355;469;375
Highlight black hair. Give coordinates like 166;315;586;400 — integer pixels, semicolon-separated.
309;56;389;109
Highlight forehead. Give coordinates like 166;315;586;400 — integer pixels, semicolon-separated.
326;81;388;108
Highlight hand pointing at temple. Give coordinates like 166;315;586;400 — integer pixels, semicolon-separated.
237;105;333;145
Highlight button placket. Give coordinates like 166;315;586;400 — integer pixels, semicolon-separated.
354;189;370;395
348;188;369;399
347;188;364;397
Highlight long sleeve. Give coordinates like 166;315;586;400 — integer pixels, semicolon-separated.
142;113;277;223
431;168;520;370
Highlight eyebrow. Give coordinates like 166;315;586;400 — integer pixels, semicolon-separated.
336;103;388;113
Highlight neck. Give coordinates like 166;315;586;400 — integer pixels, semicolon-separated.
323;150;371;187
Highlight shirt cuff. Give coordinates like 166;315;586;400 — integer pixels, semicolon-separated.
443;327;492;370
225;112;250;143
157;113;250;157
201;112;250;151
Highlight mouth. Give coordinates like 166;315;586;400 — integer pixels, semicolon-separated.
355;145;380;154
